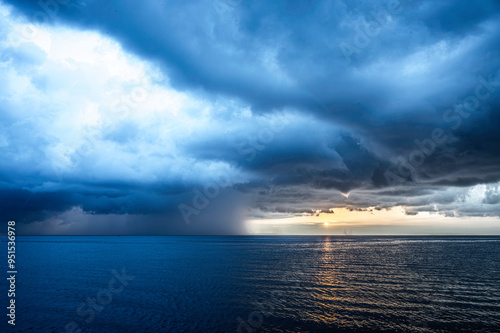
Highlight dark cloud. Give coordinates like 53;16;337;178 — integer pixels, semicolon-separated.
1;0;500;233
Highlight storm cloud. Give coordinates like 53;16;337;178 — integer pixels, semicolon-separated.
1;0;500;234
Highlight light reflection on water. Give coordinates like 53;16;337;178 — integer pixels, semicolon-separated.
4;235;500;332
241;236;500;332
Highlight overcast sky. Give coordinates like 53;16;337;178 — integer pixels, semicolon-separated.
1;0;500;235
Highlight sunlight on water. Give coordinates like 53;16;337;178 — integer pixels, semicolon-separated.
1;236;499;332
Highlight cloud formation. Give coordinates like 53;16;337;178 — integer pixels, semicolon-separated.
1;0;500;234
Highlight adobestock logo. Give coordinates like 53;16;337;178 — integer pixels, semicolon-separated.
178;116;290;224
17;0;73;40
339;0;406;64
65;268;135;333
384;74;500;186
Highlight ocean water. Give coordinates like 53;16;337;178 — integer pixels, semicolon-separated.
1;236;500;332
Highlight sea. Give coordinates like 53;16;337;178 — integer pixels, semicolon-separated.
1;236;499;332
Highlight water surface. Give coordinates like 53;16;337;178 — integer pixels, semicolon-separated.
1;236;499;332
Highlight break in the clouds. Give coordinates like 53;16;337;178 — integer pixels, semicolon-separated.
1;0;500;234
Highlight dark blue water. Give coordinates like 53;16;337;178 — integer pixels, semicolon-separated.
1;236;500;332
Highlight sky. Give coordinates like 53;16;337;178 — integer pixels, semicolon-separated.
1;0;500;235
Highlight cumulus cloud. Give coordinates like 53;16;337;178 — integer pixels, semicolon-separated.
1;0;500;234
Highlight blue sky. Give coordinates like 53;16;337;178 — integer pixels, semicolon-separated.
1;0;500;235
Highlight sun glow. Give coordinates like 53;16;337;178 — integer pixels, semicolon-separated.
245;206;500;235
